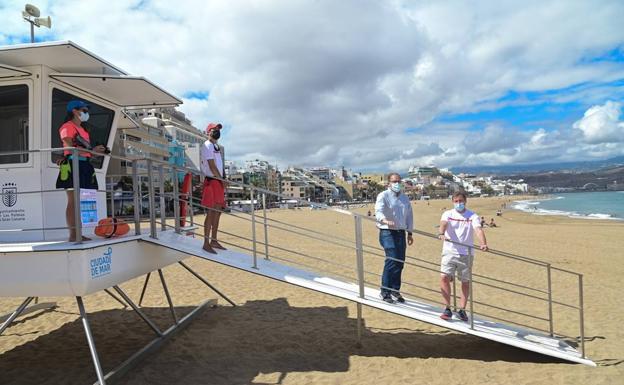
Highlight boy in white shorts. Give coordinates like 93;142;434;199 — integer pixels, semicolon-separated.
438;191;488;322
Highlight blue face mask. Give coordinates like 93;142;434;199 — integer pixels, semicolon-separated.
454;202;465;211
390;182;403;193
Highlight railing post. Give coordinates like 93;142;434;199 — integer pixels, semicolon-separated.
250;188;258;269
132;160;141;235
262;193;270;260
546;264;554;337
109;176;115;219
468;246;474;330
578;274;586;358
146;159;157;239
71;148;83;243
172;166;180;234
158;165;166;232
354;215;365;299
188;175;194;230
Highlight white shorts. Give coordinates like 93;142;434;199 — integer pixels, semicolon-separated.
441;252;473;282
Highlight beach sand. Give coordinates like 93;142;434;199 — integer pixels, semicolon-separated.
1;196;623;384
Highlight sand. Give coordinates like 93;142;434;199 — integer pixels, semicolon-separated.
1;196;623;385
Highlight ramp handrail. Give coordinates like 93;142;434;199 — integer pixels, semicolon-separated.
0;147;587;357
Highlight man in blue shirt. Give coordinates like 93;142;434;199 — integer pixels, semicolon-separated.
375;172;414;304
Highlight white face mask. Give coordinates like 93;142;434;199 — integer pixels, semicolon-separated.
79;111;90;122
390;182;403;193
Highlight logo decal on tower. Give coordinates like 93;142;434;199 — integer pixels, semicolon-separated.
1;183;17;207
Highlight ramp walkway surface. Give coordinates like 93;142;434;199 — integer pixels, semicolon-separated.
143;231;595;367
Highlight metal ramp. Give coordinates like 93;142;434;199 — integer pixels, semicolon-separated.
143;231;596;367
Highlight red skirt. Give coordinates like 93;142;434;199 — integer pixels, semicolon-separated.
201;178;226;208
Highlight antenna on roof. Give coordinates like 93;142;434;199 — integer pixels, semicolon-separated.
22;4;52;43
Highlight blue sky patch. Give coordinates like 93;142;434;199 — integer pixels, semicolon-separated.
183;90;210;100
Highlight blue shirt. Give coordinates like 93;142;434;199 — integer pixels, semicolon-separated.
375;189;414;232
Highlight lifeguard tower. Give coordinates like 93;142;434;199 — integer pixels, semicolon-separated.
0;41;595;385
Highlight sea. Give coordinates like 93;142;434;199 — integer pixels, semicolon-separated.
512;191;624;221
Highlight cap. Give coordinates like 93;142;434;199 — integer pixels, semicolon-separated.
66;100;90;112
205;123;222;133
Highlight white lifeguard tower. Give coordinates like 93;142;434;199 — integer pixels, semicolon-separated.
0;41;595;385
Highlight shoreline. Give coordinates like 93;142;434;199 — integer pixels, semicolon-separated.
510;192;623;222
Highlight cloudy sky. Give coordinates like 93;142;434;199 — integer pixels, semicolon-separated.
1;0;624;172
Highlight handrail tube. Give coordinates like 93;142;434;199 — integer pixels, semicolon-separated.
5;146;570;271
264;243;357;272
365;278;441;296
268;254;357;283
470;299;551;322
0;146;589;348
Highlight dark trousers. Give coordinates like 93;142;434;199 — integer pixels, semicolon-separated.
379;229;406;296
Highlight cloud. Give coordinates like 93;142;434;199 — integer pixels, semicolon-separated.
1;0;623;171
573;101;624;144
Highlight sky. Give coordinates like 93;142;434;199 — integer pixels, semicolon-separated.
1;0;624;172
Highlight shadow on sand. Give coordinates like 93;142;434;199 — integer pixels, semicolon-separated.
0;297;568;385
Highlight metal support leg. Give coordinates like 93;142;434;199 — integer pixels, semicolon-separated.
178;261;236;306
0;297;34;336
158;269;178;324
112;286;163;337
104;289;128;308
76;297;106;385
138;273;151;307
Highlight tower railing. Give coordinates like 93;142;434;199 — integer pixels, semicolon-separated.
0;147;588;357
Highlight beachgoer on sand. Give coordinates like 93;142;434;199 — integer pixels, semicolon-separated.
489;218;497;227
200;123;227;254
438;191;488;322
375;172;414;304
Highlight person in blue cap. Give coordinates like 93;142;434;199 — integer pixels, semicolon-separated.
55;100;107;241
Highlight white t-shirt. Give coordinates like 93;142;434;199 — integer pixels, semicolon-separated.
200;141;224;179
441;208;481;255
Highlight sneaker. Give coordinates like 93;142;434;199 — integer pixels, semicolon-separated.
391;292;405;303
379;292;395;304
457;309;469;322
440;307;453;321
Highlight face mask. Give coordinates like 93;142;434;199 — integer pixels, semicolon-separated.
454;202;465;211
211;130;221;140
390;182;403;193
79;111;89;122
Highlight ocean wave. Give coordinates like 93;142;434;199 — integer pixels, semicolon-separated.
511;203;620;220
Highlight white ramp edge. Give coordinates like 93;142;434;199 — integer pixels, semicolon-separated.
142;231;596;367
